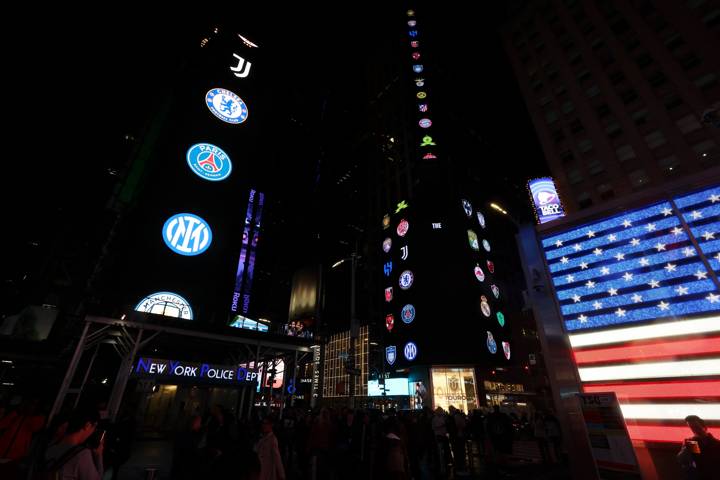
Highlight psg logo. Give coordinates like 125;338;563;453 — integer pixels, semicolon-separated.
486;331;497;354
186;143;232;181
474;265;485;282
399;270;414;290
205;88;249;124
397;219;409;237
401;304;416;324
163;213;212;256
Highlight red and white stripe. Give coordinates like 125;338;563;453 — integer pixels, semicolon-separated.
568;314;720;443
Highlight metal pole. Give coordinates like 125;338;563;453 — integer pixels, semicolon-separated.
279;357;287;419
74;343;101;408
248;343;261;420
49;321;91;423
107;329;143;422
290;350;298;407
349;252;358;407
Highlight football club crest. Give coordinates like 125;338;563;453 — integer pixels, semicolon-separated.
483;239;491;252
407;20;417;27
496;311;505;327
420;135;434;145
448;376;459;391
407;9;415;16
413;64;423;73
461;199;473;217
467;230;479;250
487;260;495;273
423;153;437;160
417;91;427;99
383;238;392;253
491;284;500;299
502;341;511;360
186;143;232;181
419;118;432;128
474;265;485;282
399;270;414;290
415;79;425;88
404;342;418;361
386;314;395;332
409;30;418;37
480;295;491;317
385;287;393;302
382;214;391;229
135;291;193;320
397;219;409;237
486;331;497;354
163;213;212;256
410;40;419;48
477;211;486;228
205;88;248;124
401;246;409;260
401;304;416;324
384;262;393;276
386;346;397;366
412;52;421;60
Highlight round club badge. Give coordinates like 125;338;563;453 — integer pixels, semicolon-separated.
417;91;427;99
491;284;500;299
407;20;417;27
186;143;232;181
477;211;486;228
413;65;424;73
496;311;505;327
461;199;473;217
483;239;491;252
383;237;392;253
486;331;497;354
163;213;212;256
382;214;391;229
412;52;421;60
419;118;432;128
399;270;414;290
467;230;479;250
401;304;416;324
397;219;409;237
487;260;495;273
205;88;249;124
404;342;418;361
474;265;485;282
480;295;491;317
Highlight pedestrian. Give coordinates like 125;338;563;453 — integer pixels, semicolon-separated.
677;415;720;480
486;405;513;463
171;414;204;480
431;407;450;474
377;416;410;480
42;407;104;480
533;412;550;464
0;397;46;477
255;417;285;480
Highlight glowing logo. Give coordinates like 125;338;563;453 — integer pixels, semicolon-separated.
163;213;212;256
467;230;479;250
385;287;393;302
474;265;485;282
135;292;193;320
413;64;423;73
386;314;395;332
419;118;432;128
401;304;416;324
230;53;252;78
487;260;495;273
408;20;417;27
399;270;414;290
397;219;409;237
528;177;565;224
417;91;427;99
396;200;409;213
483;239;491;252
382;214;391;229
420;135;434;146
205;88;248;124
497;311;505;327
404;341;418;361
419;104;428;113
412;52;421;60
386;346;397;366
502;341;511;360
477;211;486;228
186;143;232;181
486;331;497;354
401;245;409;260
491;284;500;299
423;153;437;160
384;261;393;276
480;295;491;317
383;237;392;253
415;78;425;87
237;33;259;48
407;9;415;16
461;199;473;217
410;41;419;48
409;30;418;38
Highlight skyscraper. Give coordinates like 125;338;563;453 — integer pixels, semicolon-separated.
502;0;720;212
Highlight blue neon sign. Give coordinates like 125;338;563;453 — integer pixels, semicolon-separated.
186;143;232;181
162;213;212;256
205;88;249;124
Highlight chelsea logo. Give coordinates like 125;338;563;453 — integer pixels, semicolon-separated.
186;143;232;181
205;88;249;124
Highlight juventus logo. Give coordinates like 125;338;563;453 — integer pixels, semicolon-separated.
401;246;409;260
230;54;252;78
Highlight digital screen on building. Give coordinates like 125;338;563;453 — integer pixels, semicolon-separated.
367;378;411;397
528;177;565;224
540;184;720;443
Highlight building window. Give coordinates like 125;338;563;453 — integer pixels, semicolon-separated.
586;84;600;97
577;192;593;209
545;110;558;124
568;169;583;185
658;155;680;173
632;109;648;126
587;158;605;175
616;145;636;162
629;169;649;189
694;73;718;90
597;183;615;200
675;114;702;134
680;53;702;71
596;103;611;118
644;130;667;149
569;118;584;133
561;100;575;114
692;140;717;156
578;139;594;153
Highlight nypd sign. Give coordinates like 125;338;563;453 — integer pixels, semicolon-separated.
134;357;257;386
162;213;212;256
186;143;232;181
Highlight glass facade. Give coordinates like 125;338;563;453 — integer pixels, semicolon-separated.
431;367;478;414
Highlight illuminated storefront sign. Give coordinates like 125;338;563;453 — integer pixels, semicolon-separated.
231;190;265;313
205;88;249;124
432;367;478;414
229;315;269;332
133;357;256;385
186;143;232;181
528;177;565;224
484;381;524;393
162;213;212;256
134;292;193;320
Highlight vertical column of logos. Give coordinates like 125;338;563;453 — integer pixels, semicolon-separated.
406;9;438;162
462;199;511;360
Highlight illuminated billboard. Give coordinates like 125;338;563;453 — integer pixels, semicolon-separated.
541;184;720;443
528;177;565;224
367;378;411;396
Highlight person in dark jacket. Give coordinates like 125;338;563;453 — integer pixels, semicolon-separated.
677;415;720;480
171;415;205;480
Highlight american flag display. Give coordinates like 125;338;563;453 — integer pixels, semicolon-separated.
541;184;720;443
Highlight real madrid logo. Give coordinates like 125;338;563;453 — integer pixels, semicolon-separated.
205;88;249;124
480;295;491;317
186;143;232;181
401;304;416;324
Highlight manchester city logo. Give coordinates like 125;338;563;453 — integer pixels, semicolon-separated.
205;88;249;124
386;346;397;366
163;213;212;256
401;304;416;324
186;143;232;181
135;291;193;320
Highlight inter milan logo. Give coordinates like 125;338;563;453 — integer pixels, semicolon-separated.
163;213;212;256
404;342;418;361
399;270;414;290
486;331;497;354
386;346;397;366
502;341;511;360
401;304;416;324
205;88;249;124
186;143;232;181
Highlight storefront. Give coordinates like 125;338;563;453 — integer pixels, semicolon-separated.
430;367;479;414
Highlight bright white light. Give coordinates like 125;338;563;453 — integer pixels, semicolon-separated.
490;203;508;215
569;316;720;348
578;358;720;382
620;403;720;420
332;259;345;269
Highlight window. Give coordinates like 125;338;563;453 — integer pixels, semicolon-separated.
545;110;558;124
616;145;636;162
658;155;680;173
587;158;605;175
644;130;667;148
675;114;702;134
628;169;649;189
568;168;583;185
586;84;600;98
692;140;717;156
578;139;594;153
597;183;615;200
561;100;575;114
577;192;593;209
596;103;611;118
694;73;718;90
